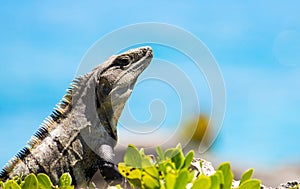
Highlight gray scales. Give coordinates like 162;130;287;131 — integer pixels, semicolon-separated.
0;46;153;187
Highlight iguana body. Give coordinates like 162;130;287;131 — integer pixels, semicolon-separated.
0;46;153;187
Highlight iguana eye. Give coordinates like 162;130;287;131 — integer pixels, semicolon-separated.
117;56;131;67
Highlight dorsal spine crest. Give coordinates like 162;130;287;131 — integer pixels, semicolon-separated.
0;77;82;180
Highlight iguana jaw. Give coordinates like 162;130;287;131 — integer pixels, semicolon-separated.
96;46;153;137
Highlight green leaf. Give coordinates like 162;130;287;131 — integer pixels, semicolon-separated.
239;168;254;185
124;144;142;168
59;173;72;188
238;179;261;189
172;152;184;170
4;180;21;189
139;148;145;156
126;178;142;189
22;173;38;189
174;170;189;189
142;156;159;178
175;143;182;151
182;150;194;169
213;170;224;187
142;174;160;189
118;162;142;180
165;172;176;189
163;161;176;175
210;174;220;189
163;146;185;171
217;162;233;189
37;173;52;189
164;148;177;159
164;145;183;163
156;146;165;162
191;176;211;189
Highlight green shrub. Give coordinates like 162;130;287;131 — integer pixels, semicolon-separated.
118;144;261;189
0;173;73;189
0;144;270;189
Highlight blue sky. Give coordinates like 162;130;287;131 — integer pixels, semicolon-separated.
0;1;300;172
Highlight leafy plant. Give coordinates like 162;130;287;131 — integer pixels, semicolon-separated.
0;144;298;189
118;144;261;189
0;173;73;189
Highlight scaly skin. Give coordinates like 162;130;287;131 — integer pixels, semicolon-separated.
0;46;153;188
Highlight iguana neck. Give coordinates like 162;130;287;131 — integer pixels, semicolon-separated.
71;73;118;143
0;46;153;186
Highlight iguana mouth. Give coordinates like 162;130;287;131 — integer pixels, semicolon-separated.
114;46;153;87
97;46;153;101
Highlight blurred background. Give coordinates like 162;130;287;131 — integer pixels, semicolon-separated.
1;1;300;186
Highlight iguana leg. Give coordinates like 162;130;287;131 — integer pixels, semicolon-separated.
98;144;123;184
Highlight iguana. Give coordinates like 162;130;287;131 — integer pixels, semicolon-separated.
0;46;153;187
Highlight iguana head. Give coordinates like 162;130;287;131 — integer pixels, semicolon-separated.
95;46;153;138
